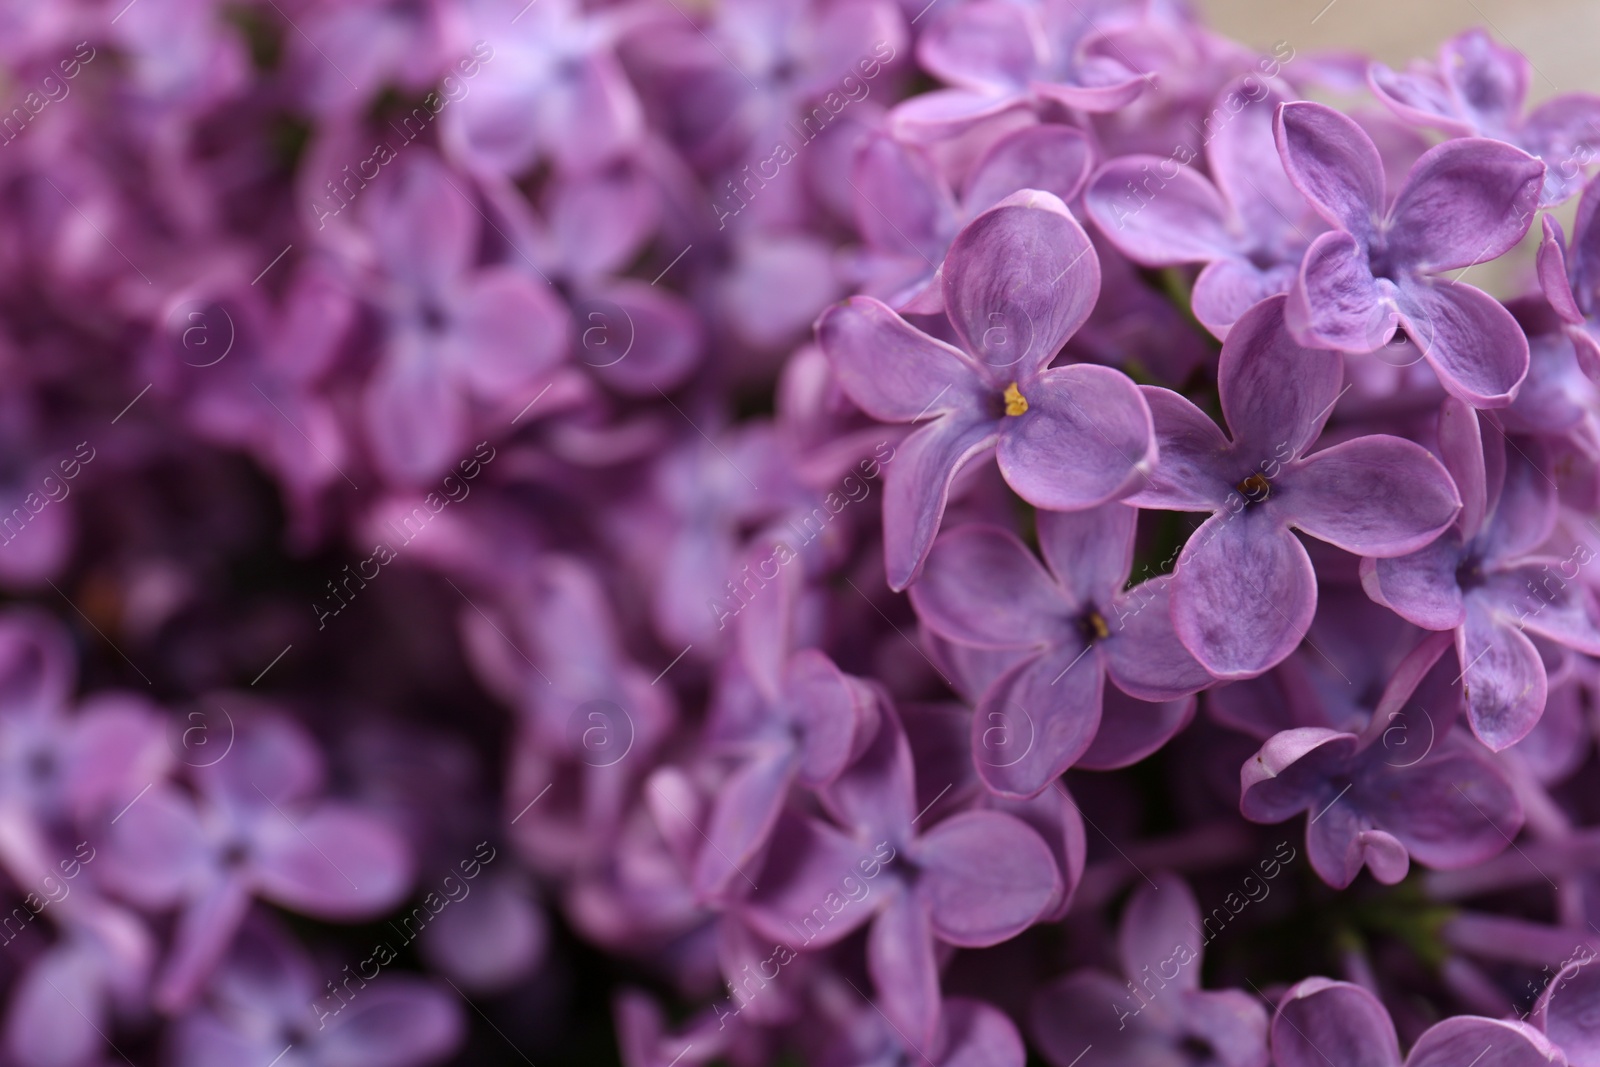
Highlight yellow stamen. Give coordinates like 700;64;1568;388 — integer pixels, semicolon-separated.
1003;382;1028;416
1237;472;1271;502
1087;611;1110;641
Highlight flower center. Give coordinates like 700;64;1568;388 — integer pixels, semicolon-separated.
1003;382;1028;417
1236;472;1272;504
1078;608;1110;644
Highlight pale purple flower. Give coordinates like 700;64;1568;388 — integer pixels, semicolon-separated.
98;711;413;1011
1085;74;1325;339
1277;100;1544;406
817;190;1155;589
740;712;1060;1053
892;0;1150;141
851;123;1094;311
1030;873;1270;1067
1536;179;1600;380
1369;28;1600;205
910;502;1212;797
1129;295;1460;678
1363;398;1600;749
1240;631;1522;888
1272;977;1565;1067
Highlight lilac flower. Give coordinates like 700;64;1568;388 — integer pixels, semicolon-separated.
1030;873;1270;1067
850;123;1094;311
910;502;1212;797
1276;100;1544;406
1129;295;1460;678
891;0;1149;141
1363;398;1600;749
740;711;1060;1053
98;711;414;1010
692;558;879;901
819;991;1026;1067
442;0;642;176
358;150;568;484
817;190;1155;589
1085;75;1325;338
1536;179;1600;380
1534;955;1600;1065
170;914;464;1067
1369;28;1600;205
1240;631;1522;888
1272;977;1565;1067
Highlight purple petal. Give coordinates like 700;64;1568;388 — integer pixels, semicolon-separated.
1102;580;1215;701
1171;513;1317;679
851;133;958;263
890;88;1023;142
942;192;1100;380
1286;230;1392;353
1124;388;1233;511
1368;62;1473;136
1460;601;1547;751
744;813;883;949
1361;538;1467;631
997;364;1155;512
1439;29;1529;133
693;745;796;901
1276;101;1386;240
915;810;1059;946
1078;686;1196;770
1192;259;1299;340
1438;396;1488;540
1539;215;1587;326
1117;874;1203;993
1180;990;1271;1067
1240;727;1356;824
1397;278;1530;407
1218;294;1345;463
1386;138;1543;273
318;980;466;1067
251;802;413;919
1366;748;1521;871
917;1;1036;92
940;998;1026;1067
910;525;1068;648
881;414;999;591
1407;1016;1566;1067
1084;159;1237;265
1489;564;1600;656
869;888;942;1052
1271;978;1401;1067
1036;502;1135;609
973;645;1103;799
1280;436;1460;556
824;710;918;842
963;125;1095;216
785;650;878;785
1031;970;1183;1067
1534;957;1600;1065
816;296;984;423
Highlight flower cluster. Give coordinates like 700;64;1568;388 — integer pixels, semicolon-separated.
5;1;1600;1065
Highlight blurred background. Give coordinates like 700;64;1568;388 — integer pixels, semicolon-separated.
1201;0;1600;97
